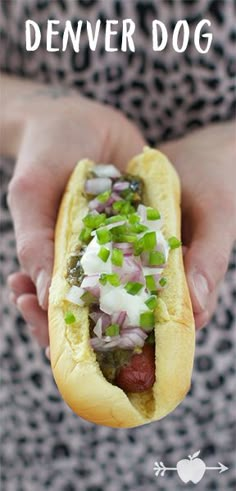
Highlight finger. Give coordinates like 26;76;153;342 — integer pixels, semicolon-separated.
45;346;51;360
195;290;218;329
109;112;146;170
8;272;36;297
184;206;233;315
7;168;60;310
16;293;49;346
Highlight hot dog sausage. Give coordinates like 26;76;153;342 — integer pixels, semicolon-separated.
115;344;155;392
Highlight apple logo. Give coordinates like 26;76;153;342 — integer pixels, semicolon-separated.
177;451;206;484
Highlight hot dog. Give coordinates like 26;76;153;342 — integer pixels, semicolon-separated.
48;147;195;428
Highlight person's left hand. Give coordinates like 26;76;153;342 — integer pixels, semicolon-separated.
160;121;236;329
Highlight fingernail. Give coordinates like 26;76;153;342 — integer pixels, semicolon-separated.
192;273;209;311
45;346;51;360
36;270;49;309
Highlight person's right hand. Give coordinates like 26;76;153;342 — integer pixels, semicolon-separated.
6;84;145;347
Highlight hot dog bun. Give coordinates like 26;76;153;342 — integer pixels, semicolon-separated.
48;147;195;428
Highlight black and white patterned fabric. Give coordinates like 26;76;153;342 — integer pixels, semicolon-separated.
0;1;236;490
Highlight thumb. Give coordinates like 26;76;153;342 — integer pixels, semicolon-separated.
8;168;60;309
184;209;234;316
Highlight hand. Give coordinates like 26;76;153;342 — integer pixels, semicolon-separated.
160;122;236;329
6;82;145;347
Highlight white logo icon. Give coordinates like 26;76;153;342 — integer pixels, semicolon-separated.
153;450;228;484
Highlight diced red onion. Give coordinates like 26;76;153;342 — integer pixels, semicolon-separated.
113;242;134;254
85;178;112;195
93;318;103;338
106;192;121;205
100;313;112;331
113;256;143;284
111;311;127;326
66;286;85;306
120;327;147;339
89;311;101;324
88;198;106;212
113;181;129;192
81;275;100;297
90;335;121;351
93;164;121;179
119;327;148;349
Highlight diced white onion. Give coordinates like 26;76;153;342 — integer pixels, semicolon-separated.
66;286;85;306
93;164;121;178
85;178;112;195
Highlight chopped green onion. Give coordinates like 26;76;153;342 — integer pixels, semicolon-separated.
99;273;107;285
133;237;144;255
110;224;127;235
81;291;97;305
121;190;135;200
99;273;120;287
146;331;155;344
107;273;121;286
96;228;111;244
113;234;137;243
168;236;182;249
98;246;110;262
143;231;157;251
145;295;158;310
111;248;124;267
112;200;135;215
159;277;167;287
130;223;148;234
105;215;125;225
64;311;76;324
122;203;135;215
145;275;157;292
149;251;165;266
112;200;126;212
79;227;92;244
139;311;155;330
146;207;161;220
105;324;120;337
82;212;106;229
125;282;143;295
97;190;111;203
128;213;140;224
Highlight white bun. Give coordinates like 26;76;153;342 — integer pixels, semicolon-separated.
48;147;195;428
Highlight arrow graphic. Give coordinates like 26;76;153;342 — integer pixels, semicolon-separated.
205;463;228;474
153;453;229;483
153;462;228;476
